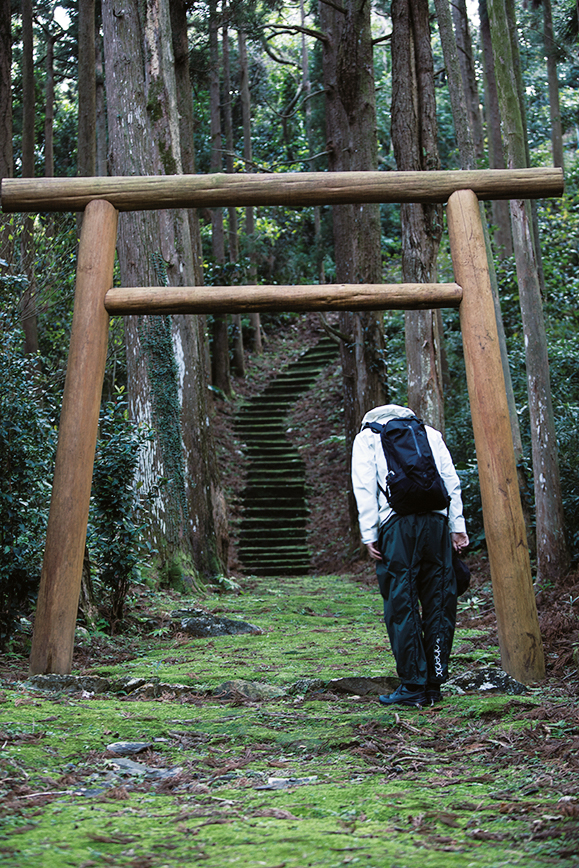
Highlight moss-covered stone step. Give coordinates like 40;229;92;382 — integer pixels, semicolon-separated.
236;336;338;576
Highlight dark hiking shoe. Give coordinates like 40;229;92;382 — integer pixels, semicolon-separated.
426;685;442;705
378;684;426;707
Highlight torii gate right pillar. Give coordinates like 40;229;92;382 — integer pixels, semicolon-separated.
447;188;545;684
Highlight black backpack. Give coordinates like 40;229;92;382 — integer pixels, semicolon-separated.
363;416;451;516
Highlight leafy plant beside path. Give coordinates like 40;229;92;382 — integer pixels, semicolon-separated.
1;570;578;867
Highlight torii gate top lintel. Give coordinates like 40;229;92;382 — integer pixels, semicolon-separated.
0;167;564;213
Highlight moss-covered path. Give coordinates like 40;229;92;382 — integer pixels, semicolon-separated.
1;572;578;867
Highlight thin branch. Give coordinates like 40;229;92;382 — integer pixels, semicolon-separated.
372;32;392;46
260;38;299;67
260;85;325;122
266;23;329;44
318;313;351;345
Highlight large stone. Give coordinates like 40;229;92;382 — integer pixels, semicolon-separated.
28;674;111;693
256;776;319;790
106;741;153;755
104;757;183;780
172;608;262;638
213;679;286;701
123;682;197;700
447;666;527;695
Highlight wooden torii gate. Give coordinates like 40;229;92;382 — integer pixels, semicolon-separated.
1;168;564;683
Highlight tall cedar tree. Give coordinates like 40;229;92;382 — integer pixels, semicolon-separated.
20;0;38;355
209;0;232;396
0;0;13;267
77;0;96;179
102;0;228;578
479;0;513;257
487;0;569;583
319;0;388;545
434;0;534;547
391;0;445;432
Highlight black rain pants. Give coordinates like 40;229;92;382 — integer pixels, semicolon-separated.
376;512;457;687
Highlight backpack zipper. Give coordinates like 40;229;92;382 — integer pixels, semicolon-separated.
407;422;422;457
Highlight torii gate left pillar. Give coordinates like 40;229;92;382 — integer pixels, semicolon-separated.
29;200;118;675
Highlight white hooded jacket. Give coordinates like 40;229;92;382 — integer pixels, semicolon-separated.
351;404;467;544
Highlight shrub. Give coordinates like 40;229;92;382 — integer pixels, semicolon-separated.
0;276;56;648
89;390;153;630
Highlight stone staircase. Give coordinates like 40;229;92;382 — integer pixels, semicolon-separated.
235;337;339;576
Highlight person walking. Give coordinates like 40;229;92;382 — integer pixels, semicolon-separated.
352;404;469;707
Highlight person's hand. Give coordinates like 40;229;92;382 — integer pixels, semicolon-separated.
451;532;469;552
366;541;382;561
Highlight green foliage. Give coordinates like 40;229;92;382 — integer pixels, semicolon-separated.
0;276;56;648
89;391;154;630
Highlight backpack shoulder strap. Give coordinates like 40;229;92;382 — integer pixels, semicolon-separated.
362;421;384;435
361;421;387;497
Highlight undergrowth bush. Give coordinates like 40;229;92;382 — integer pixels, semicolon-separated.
0;275;56;648
89;390;154;631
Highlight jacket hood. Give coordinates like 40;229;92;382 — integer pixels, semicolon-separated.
360;404;414;430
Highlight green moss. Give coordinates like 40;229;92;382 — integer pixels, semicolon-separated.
158;140;178;176
146;78;164;124
2;573;578;867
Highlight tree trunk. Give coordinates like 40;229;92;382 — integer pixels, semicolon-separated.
391;0;444;432
488;0;569;583
169;0;203;285
451;0;484;162
319;0;387;542
479;0;512;258
542;0;564;168
238;29;262;354
102;0;227;578
95;32;107;176
301;0;324;285
435;0;533;546
209;0;231;396
44;31;56;177
222;8;244;378
78;0;96;179
20;0;38;355
0;0;13;269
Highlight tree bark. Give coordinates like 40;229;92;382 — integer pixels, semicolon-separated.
209;0;231;396
222;7;244;378
542;0;564;168
95;32;107;176
20;0;38;355
301;0;324;285
488;0;569;583
391;0;444;432
479;0;512;258
44;31;57;177
78;0;96;179
0;0;13;268
319;0;387;542
169;0;203;285
435;0;532;544
451;0;484;161
102;0;227;577
238;29;262;354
